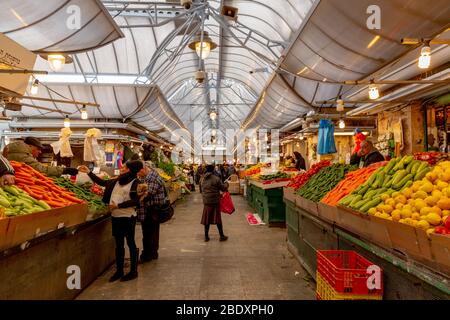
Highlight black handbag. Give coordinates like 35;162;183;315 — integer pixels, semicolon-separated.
151;186;174;223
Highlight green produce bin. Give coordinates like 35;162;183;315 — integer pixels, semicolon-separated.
246;180;286;226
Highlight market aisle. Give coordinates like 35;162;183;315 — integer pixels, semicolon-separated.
77;191;316;300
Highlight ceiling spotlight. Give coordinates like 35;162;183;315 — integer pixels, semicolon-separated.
338;119;346;129
296;142;300;147
160;145;163;149
211;129;217;136
81;105;88;120
64;115;70;128
209;110;217;121
48;54;66;71
336;97;344;112
368;83;379;100
418;43;431;69
30;79;39;95
299;135;304;141
195;70;206;83
188;31;217;60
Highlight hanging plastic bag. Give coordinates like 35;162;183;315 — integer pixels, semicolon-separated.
220;192;235;215
318;119;337;155
50;127;73;158
84;128;102;162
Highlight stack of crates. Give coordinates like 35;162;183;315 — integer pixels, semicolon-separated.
316;250;383;300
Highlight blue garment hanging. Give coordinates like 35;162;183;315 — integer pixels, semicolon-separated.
318;119;337;155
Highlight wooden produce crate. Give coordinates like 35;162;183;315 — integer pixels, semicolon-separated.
296;196;319;216
367;215;392;249
318;202;338;224
336;206;372;241
283;187;296;204
0;217;10;251
227;175;241;195
169;188;181;204
3;203;88;251
429;233;450;276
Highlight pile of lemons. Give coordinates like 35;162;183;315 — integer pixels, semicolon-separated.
368;161;450;236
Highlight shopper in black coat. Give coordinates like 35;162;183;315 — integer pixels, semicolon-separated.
200;165;229;242
293;151;306;171
80;160;144;282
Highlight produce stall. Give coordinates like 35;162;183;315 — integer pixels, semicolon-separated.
284;155;450;299
0;161;113;299
244;164;301;226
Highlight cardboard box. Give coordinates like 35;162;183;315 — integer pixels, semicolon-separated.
4;203;88;251
430;233;450;275
368;215;392;249
383;219;422;258
283;187;296;204
336;206;371;240
318;202;338;224
297;197;319;216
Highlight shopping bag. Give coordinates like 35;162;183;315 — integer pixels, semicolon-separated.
50;128;73;158
220;192;235;214
318;119;337;155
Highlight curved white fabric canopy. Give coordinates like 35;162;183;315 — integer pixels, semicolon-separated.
243;0;450;128
0;0;123;53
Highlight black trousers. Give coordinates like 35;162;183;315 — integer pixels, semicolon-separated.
141;207;160;259
112;216;137;272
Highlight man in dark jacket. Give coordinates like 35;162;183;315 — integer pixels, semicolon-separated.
351;140;385;167
5;137;79;177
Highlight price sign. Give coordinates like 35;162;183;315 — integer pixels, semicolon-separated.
93;167;101;174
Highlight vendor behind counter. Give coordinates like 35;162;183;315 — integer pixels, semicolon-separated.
4;137;79;177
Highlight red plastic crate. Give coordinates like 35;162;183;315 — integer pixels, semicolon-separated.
317;250;383;296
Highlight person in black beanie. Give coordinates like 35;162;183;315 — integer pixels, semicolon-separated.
80;160;144;282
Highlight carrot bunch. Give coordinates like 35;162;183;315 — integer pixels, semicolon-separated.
11;161;84;208
321;165;381;206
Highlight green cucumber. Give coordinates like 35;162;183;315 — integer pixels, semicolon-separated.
353;199;367;210
357;184;371;196
410;161;421;175
37;200;51;210
384;159;397;174
365;173;378;187
414;167;430;181
3;185;20;196
416;162;428;175
360;197;382;213
401;180;413;191
393;174;413;190
339;195;356;206
405;161;414;173
349;194;363;207
403;155;413;165
392;170;407;185
384;176;394;188
0;195;10;208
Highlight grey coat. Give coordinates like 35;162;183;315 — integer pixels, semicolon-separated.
200;172;228;205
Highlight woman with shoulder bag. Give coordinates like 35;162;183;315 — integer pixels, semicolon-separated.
80;160;144;282
200;164;229;242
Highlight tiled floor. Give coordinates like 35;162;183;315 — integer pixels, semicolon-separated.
77;190;315;300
